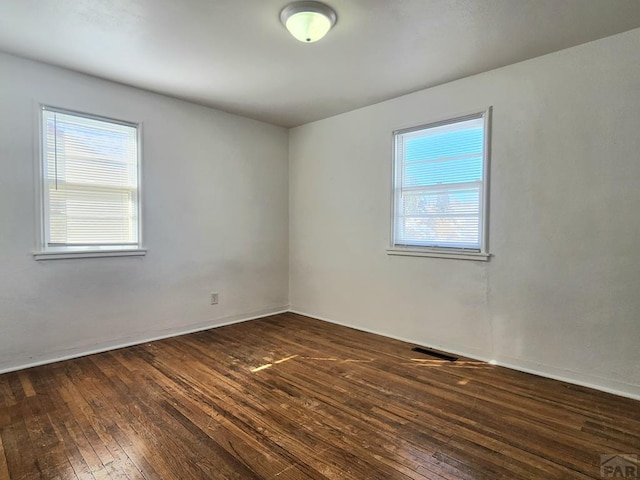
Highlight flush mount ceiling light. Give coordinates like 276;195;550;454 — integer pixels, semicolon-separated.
280;1;337;43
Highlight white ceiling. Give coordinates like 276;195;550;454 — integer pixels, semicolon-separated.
1;0;640;127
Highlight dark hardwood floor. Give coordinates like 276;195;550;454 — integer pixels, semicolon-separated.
0;312;638;479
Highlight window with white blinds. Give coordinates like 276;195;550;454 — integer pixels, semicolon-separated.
391;110;490;258
39;107;141;254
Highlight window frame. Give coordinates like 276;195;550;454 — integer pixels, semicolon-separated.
388;108;492;261
34;105;146;260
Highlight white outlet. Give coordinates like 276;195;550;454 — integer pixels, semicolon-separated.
210;292;219;305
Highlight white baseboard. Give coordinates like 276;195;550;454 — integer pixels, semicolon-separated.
490;355;640;401
287;306;494;362
0;305;289;375
5;305;639;401
288;307;640;401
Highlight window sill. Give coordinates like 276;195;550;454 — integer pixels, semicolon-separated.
387;248;490;261
33;249;147;261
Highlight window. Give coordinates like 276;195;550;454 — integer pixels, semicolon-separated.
35;106;144;259
389;109;491;260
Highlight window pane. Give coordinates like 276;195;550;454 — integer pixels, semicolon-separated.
42;108;140;249
393;113;488;252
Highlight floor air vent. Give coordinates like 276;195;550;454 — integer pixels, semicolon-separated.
412;347;458;362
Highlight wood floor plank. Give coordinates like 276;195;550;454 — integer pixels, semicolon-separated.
16;373;36;399
0;434;10;480
1;313;639;479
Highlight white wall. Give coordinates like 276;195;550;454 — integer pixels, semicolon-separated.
0;52;289;372
289;28;640;399
2;29;639;400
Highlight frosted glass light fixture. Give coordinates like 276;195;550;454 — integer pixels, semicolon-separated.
280;1;337;43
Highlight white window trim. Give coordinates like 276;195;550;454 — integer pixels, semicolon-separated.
388;107;492;261
33;104;146;261
34;249;147;261
386;247;490;261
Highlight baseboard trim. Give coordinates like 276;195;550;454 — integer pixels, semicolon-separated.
5;305;639;401
288;307;640;401
490;356;640;401
0;305;289;375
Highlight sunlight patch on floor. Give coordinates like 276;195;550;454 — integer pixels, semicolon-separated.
251;354;299;372
408;359;489;369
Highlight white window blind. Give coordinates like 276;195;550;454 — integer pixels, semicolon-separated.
41;107;140;251
392;111;489;254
